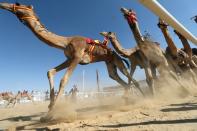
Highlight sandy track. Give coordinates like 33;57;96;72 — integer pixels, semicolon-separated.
0;92;197;131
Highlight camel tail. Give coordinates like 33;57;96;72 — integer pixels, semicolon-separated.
121;58;130;69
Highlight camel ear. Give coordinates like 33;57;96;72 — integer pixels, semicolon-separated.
28;5;34;9
15;2;20;6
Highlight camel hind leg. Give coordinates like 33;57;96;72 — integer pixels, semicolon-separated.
114;55;144;96
106;62;131;101
158;60;188;92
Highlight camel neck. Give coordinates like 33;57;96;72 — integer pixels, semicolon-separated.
110;37;137;57
128;22;144;44
21;16;69;50
159;27;177;56
176;32;192;58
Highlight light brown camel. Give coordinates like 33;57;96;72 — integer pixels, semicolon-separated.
0;2;132;110
0;92;15;106
174;30;197;69
100;31;156;95
157;19;197;84
8;90;34;107
69;85;79;102
120;7;184;94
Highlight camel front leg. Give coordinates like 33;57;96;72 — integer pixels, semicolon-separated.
47;60;72;109
150;64;157;80
114;56;144;96
129;63;145;96
106;62;129;88
144;62;155;96
52;58;80;109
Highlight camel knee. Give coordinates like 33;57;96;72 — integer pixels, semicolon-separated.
109;73;116;81
146;76;153;85
47;69;56;79
59;78;67;91
123;69;130;77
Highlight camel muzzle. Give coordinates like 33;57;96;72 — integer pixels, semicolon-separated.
0;3;13;11
120;7;129;15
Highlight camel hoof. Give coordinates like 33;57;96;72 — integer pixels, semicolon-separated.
40;115;52;123
40;116;47;123
48;102;54;110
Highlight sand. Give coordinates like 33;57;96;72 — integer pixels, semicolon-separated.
0;87;197;131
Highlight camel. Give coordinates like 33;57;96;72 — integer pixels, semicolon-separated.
120;7;184;94
157;19;197;84
100;31;155;95
8;90;34;107
173;31;197;68
0;92;15;106
69;85;79;102
192;48;197;65
0;2;133;110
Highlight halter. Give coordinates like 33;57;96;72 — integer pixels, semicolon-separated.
12;4;38;21
12;4;33;13
125;10;137;24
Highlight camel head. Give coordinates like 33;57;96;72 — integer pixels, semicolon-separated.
157;18;168;29
0;2;35;21
100;32;117;40
120;7;137;24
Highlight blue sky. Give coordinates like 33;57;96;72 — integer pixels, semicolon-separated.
0;0;197;92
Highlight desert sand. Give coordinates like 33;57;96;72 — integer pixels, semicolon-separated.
0;82;197;131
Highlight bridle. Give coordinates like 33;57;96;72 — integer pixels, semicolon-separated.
12;4;38;21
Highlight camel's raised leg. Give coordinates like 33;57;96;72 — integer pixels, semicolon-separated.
114;55;144;96
130;63;136;79
52;57;80;109
106;62;129;88
158;62;188;91
113;54;132;84
47;60;72;109
105;62;132;102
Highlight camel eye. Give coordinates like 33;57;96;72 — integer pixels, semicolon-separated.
28;5;34;9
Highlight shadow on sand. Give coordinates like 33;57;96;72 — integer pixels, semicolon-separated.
82;118;197;128
0;112;44;122
161;102;197;112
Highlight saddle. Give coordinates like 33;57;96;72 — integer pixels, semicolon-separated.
85;38;111;62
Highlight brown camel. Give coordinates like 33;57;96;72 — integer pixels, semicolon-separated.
120;7;184;94
174;30;197;69
100;31;156;95
157;19;197;84
192;48;197;65
0;2;133;109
